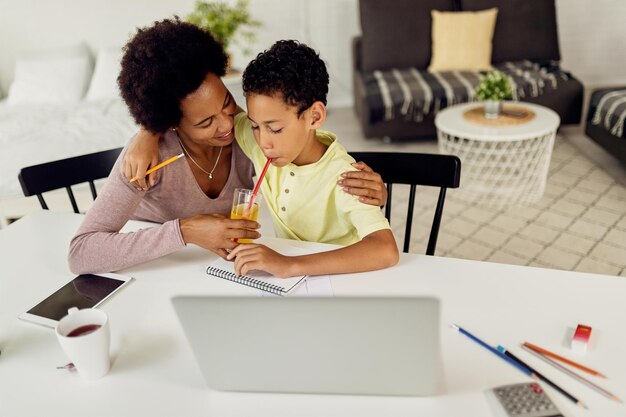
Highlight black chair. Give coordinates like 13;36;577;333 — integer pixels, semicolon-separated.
350;152;461;255
18;147;123;213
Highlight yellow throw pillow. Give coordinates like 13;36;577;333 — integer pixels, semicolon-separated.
428;8;498;72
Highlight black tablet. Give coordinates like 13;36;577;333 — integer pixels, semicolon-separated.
19;273;133;328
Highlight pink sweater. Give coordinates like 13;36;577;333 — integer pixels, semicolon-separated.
68;131;254;274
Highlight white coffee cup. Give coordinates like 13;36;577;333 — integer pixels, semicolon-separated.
55;307;110;379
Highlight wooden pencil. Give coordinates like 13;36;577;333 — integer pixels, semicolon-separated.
521;345;621;403
129;153;184;183
523;342;607;378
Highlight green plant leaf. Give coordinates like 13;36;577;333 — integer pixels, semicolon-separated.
186;0;261;56
474;70;513;101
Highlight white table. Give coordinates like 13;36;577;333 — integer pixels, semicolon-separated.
435;102;560;207
1;211;624;417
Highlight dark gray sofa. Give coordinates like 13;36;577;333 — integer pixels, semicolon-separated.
353;0;584;140
585;87;626;166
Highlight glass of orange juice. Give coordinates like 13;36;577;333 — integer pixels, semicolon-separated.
231;188;261;243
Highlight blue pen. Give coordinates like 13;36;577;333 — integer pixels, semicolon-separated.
451;324;532;376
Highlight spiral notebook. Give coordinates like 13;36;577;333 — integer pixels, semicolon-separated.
206;256;307;296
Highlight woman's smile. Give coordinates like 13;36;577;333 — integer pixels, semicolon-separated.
215;128;233;140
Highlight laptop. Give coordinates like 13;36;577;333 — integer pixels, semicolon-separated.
171;296;442;396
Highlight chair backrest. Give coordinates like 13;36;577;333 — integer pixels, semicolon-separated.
350;152;461;255
18;147;123;213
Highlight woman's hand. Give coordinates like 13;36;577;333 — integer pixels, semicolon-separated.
122;127;161;190
227;243;293;278
338;161;388;206
180;214;261;259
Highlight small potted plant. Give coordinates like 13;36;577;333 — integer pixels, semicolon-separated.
474;71;513;119
186;0;261;69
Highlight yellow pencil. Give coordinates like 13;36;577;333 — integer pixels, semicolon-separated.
129;153;184;183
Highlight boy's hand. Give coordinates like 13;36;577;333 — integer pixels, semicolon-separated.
180;214;261;259
123;127;160;190
227;244;292;278
339;161;388;206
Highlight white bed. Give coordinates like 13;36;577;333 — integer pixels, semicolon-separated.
0;98;136;198
0;44;138;224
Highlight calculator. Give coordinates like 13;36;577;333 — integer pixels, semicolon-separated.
485;382;566;417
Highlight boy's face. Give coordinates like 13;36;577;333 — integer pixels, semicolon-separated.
246;93;325;167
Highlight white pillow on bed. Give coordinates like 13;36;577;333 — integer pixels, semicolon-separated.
7;45;93;105
85;47;123;101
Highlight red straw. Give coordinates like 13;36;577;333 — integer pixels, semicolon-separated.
247;158;272;210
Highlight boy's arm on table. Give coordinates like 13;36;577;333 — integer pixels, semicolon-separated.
227;229;399;278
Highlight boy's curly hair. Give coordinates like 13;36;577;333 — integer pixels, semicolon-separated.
242;40;329;116
118;17;227;133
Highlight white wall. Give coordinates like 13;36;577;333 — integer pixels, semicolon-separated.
0;0;624;107
0;0;197;92
0;0;360;107
557;0;626;88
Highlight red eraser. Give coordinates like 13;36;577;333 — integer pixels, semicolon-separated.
571;324;592;353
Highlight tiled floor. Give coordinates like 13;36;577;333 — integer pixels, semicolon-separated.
326;107;626;277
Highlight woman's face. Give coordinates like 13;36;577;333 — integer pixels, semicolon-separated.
177;72;237;147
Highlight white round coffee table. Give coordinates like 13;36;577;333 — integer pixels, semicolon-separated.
435;102;560;207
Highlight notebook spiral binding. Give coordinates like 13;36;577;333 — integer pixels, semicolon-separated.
206;266;285;295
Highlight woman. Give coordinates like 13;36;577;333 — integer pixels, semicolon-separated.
68;18;386;274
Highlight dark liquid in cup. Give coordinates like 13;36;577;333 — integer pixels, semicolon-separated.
67;324;101;337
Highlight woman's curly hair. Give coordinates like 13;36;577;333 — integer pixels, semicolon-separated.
118;17;227;133
242;40;329;116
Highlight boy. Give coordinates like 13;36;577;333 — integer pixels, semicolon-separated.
228;40;399;277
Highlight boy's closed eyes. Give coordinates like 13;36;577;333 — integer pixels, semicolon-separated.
248;120;284;135
246;93;327;167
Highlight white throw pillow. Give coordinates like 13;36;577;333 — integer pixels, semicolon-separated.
7;45;93;105
85;47;123;101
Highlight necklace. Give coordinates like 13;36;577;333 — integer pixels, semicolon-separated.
175;130;223;180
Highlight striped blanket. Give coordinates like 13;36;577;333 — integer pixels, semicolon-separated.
363;61;572;123
591;89;626;139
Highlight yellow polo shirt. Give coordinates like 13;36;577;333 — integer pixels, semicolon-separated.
234;112;390;245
